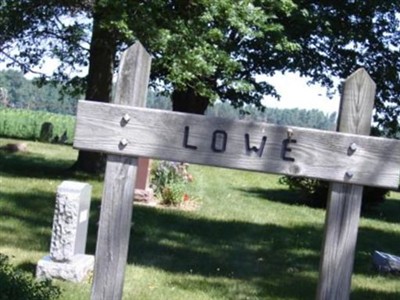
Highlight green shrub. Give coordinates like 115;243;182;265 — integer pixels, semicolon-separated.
160;182;186;206
280;176;389;209
0;254;61;300
151;161;192;205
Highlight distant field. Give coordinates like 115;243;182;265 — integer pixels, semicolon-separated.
1;137;400;299
0;107;75;144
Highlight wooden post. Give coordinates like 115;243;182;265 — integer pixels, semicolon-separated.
316;68;376;300
91;42;151;300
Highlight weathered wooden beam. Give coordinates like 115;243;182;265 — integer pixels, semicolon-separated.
316;68;375;300
91;156;138;299
91;42;151;300
74;99;400;188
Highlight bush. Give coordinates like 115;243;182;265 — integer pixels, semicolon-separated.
280;176;389;210
160;182;186;206
151;161;192;205
0;254;61;300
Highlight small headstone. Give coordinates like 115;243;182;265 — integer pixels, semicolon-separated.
50;181;92;261
39;122;54;142
134;158;155;204
60;131;68;144
52;136;59;143
37;181;94;282
373;250;400;273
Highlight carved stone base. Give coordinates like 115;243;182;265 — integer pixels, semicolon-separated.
36;254;94;283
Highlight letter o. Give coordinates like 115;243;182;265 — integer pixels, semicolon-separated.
211;130;227;152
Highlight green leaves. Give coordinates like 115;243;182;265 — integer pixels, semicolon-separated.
136;0;300;105
0;254;61;300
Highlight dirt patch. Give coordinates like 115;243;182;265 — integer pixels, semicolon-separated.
0;142;28;153
134;198;200;211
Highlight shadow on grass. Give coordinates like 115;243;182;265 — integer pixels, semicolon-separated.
0;151;101;182
239;187;400;224
238;187;305;206
352;288;400;300
362;197;400;224
0;190;55;251
0;189;100;255
129;205;321;299
126;205;400;299
17;261;37;275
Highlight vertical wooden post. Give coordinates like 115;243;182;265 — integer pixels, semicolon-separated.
91;42;151;300
316;68;376;300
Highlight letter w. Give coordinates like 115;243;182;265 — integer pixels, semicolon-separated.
245;134;267;157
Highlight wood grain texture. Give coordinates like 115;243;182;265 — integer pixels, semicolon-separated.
74;100;400;188
91;42;151;300
316;68;375;300
91;156;137;299
113;41;151;107
336;68;375;134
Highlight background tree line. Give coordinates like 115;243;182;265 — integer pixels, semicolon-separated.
0;69;336;130
0;70;77;114
205;102;336;130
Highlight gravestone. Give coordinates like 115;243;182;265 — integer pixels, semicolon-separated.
134;158;154;204
36;181;94;282
39;122;54;142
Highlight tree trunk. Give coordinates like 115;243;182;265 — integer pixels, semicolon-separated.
172;88;209;114
72;10;117;174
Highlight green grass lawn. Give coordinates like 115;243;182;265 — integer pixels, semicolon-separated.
1;137;400;299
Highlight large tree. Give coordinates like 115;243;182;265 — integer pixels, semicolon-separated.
1;0;400;173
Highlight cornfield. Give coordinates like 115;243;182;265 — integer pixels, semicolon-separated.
0;107;76;144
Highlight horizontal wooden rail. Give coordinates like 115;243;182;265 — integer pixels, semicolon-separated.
74;100;400;188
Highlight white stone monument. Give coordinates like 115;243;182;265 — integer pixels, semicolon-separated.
36;181;94;282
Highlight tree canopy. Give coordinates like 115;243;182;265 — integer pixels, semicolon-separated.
1;0;399;172
2;1;399;117
279;1;400;135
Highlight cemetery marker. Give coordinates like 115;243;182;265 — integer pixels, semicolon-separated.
36;181;93;282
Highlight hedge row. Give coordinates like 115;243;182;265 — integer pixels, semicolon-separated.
0;107;75;144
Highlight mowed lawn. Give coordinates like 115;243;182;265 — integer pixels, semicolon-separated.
1;137;400;299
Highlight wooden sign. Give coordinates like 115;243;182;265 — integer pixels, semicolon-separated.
73;42;399;300
74;100;400;189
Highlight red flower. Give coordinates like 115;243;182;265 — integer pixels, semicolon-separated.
183;194;190;201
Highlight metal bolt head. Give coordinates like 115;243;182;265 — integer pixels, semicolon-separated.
287;128;293;139
349;143;357;152
122;113;131;123
119;138;129;147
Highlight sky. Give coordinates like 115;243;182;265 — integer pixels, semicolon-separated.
261;72;340;115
